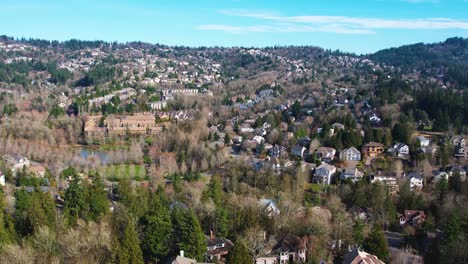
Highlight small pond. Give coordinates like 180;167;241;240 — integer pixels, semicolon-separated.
78;147;110;164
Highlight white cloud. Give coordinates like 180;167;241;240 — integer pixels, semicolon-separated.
197;9;468;34
196;23;375;34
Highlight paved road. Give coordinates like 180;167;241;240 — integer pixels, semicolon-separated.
384;231;403;249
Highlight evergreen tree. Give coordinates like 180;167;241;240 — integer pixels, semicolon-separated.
215;207;230;237
172;208;207;261
140;192;173;262
112;206;144;264
226;241;253;264
203;175;223;206
86;174;110;221
14;188;56;236
63;176;88;225
363;225;389;262
436;178;449;202
0;190;12;248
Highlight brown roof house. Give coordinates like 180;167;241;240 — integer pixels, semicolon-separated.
272;234;307;263
362;142;384;158
315;147;336;162
205;232;234;262
399;210;426;227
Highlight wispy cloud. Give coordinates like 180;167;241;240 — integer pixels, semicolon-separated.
197;9;468;34
196;23;375;34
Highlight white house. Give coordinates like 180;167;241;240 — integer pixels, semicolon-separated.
407;172;423;190
433;171;449;183
389;143;409;157
417;136;430;150
369;113;381;123
371;171;399;195
314;163;337;185
340;147;361;161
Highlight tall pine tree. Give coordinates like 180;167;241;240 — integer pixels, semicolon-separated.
140;191;173;262
112;205;144;264
363;225;389;262
172;208;207;261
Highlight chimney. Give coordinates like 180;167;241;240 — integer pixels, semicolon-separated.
180;250;184;258
210;229;214;240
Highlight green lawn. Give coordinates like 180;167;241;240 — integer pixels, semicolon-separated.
97;165;147;181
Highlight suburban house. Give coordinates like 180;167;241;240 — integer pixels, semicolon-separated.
205;233;234;262
339;147;361;161
454;144;467;159
348;206;371;223
291;145;307;159
407;172;424;190
331;122;345;131
417;136;430;151
272;234;307;263
361;142;385;158
451;136;467;159
314;163;337;185
315;147;336;162
433;170;449;183
369;113;382;124
447;165;467;182
388;142;410;158
341;167;364;183
3;155;30;175
450;135;465;147
371;171;399;195
343;249;384;264
399;210;426;227
269;145;287;159
259;199;280;217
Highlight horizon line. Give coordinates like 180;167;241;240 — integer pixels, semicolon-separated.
1;34;466;56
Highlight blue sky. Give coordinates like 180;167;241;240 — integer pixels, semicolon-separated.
1;0;467;54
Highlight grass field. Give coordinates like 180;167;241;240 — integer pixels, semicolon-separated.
97;164;147;181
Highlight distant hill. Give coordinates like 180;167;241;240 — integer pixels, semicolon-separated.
369;37;468;87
